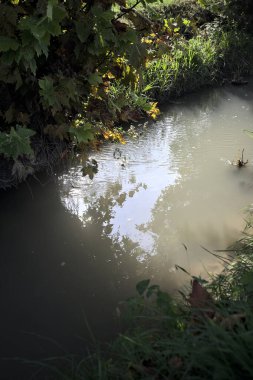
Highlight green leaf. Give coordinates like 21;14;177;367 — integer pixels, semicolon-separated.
75;19;91;43
142;83;154;93
19;17;46;39
47;20;61;36
136;279;150;296
0;125;35;160
92;6;114;21
100;28;116;44
47;0;58;20
119;29;137;44
28;58;37;75
183;18;191;26
0;36;19;52
52;4;67;22
39;77;56;107
88;73;103;86
69;123;95;143
47;4;53;20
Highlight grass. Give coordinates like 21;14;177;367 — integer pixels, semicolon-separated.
89;236;253;380
142;25;253;102
107;1;253;116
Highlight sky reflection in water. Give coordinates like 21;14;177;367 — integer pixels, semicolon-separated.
59;83;253;286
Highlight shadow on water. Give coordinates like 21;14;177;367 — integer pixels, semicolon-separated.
0;174;152;379
164;80;253;113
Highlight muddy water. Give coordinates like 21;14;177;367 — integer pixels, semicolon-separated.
1;83;253;378
60;82;253;287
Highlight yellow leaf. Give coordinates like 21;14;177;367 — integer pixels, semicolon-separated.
91;85;99;97
147;102;160;119
102;129;126;144
141;37;153;44
103;71;115;79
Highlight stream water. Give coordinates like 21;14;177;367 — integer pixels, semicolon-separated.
1;82;253;378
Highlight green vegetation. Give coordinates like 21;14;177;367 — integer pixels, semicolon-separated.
34;230;253;379
144;28;253;100
1;0;253;186
0;0;162;186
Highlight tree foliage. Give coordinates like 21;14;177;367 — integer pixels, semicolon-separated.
0;0;161;161
198;0;253;28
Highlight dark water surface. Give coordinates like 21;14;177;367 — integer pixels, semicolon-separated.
2;83;253;378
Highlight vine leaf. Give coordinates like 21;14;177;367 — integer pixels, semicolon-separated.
69;123;95;143
0;125;35;160
47;0;58;21
39;77;57;108
75;19;91;43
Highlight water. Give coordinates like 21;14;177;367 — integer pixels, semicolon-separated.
1;83;253;378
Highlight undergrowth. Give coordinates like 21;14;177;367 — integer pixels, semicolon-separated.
32;228;253;380
142;22;253;102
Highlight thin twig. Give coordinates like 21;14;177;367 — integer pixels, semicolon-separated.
114;0;142;22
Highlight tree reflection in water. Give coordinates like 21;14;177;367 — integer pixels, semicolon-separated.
59;83;253;292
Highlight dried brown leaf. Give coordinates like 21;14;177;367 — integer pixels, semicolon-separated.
188;279;213;309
